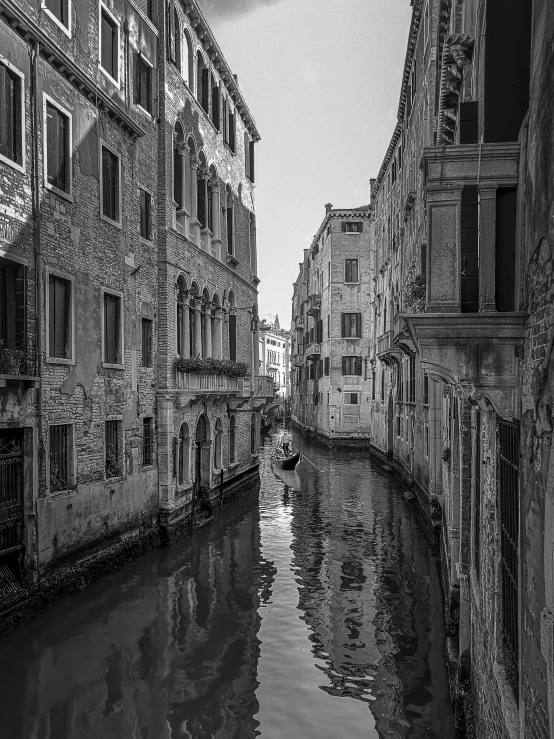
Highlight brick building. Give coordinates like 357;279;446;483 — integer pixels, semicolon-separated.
291;204;372;445
0;0;271;603
365;0;553;737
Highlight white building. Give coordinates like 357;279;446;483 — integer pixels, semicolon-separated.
258;317;291;399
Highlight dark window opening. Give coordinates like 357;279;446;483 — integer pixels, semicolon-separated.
341;313;361;338
459;101;478;144
134;54;152;114
104;292;121;364
342;356;362;376
423;373;429;405
495;188;516;312
249;140;255;182
229;415;236;463
371;370;376;399
201;67;209;114
344;392;359;405
228;314;237;361
345;259;359;283
102;146;119;221
408;354;416;403
100;9;118;81
46;0;69;26
46;102;69;193
105;419;122;478
50;424;72;491
342;221;362;233
142;417;154;465
211;79;220;129
142;318;152;367
140;188;151;240
0;63;22;166
461;186;479;313
49;274;71;359
324;356;330;376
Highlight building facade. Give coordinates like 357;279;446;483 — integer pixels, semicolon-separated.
366;1;552;737
291;205;372;445
0;0;271;604
258;316;290;399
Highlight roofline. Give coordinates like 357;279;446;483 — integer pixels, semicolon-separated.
309;205;371;252
185;0;261;142
371;0;423;200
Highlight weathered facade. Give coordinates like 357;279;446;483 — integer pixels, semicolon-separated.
291;205;372;446
0;0;271;612
365;0;552;737
258;316;290;399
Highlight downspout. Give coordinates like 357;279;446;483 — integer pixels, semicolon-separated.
32;42;44;577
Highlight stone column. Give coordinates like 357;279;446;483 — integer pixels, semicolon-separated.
183;297;190;358
205;304;213;358
176;144;190;234
213;308;223;359
478;187;497;312
190;157;200;245
194;303;202;358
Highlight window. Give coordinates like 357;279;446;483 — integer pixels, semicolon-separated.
229;415;236;464
341;313;361;338
381;369;385;398
423;373;429;405
344;392;359;405
344;259;359;283
342;221;362;233
249;140;255;182
342;356;362;376
134;54;152;115
103;292;122;365
105;419;122;477
0;60;23;170
408;354;416;403
48;274;71;359
178;422;189;483
100;5;119;83
45;99;70;195
135;0;153;21
142;318;152;367
101;145;120;222
396;412;402;437
211;77;220;129
327;314;330;338
424;423;429;458
226;189;234;255
228;313;237;361
142;417;154;465
174;8;181;72
49;424;73;491
214;418;222;468
45;0;70;32
139;188;152;240
324;356;330;376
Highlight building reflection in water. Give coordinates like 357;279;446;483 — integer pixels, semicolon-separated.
0;496;275;739
287;449;454;739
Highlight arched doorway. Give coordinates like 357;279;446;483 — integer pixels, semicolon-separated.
387;394;394;459
195;414;211;494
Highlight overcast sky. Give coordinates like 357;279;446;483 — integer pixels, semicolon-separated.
197;0;412;327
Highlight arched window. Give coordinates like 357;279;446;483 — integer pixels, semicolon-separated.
226;186;234;256
249;213;257;274
214;418;222;468
185;136;195;216
178;422;190;484
228;290;236;362
174;8;181;73
250;413;257;455
189;283;198;357
183;29;192;87
176;276;187;356
197;152;208;229
173;121;185;212
196;52;209;113
211;74;220;129
201;287;210;357
229;415;236;464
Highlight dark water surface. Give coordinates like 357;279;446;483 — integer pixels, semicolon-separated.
0;432;456;738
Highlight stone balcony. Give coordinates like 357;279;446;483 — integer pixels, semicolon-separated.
0;347;39;389
423;142;520;190
305;342;321;358
295;315;305;330
176;371;239;394
307;294;321;316
294;353;305;367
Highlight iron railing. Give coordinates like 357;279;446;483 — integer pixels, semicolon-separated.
105;420;122;478
50;424;70;491
498;418;520;701
0;435;23;557
0;346;38;376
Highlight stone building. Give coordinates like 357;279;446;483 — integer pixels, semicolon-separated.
290;204;372;445
258;316;290;399
366;0;552;737
0;0;271;603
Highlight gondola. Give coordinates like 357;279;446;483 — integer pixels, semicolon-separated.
261;420;273;435
271;450;301;471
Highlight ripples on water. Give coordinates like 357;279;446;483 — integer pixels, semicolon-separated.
0;431;456;739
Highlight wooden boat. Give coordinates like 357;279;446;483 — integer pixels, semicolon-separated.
261;420;272;435
271;451;301;471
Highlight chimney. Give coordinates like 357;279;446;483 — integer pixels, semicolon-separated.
325;202;333;213
369;178;376;205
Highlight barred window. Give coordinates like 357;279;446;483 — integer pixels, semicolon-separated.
142;417;154;466
142;318;152;367
50;424;73;491
105;420;122;478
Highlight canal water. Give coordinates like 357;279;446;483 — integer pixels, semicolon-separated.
0;431;456;738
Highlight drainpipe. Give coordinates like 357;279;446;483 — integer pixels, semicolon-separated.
32;42;44;577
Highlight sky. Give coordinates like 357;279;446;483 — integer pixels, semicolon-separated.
196;0;413;328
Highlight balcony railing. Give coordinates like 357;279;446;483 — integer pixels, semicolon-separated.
294;354;305;367
252;375;275;397
307;294;321;316
176;371;239;392
0;345;39;385
305;342;321;358
376;330;393;355
295;315;305;329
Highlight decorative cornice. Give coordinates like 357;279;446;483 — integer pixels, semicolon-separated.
0;0;146;139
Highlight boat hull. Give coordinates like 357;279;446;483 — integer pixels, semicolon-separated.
271;451;301;471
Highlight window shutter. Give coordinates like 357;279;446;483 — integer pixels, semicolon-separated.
355;356;362;376
134;53;141;105
0;66;8;158
356;313;361;337
111;22;118;81
342;356;347;375
212;84;220;129
229;314;237;361
46;105;58;188
174;9;181;70
341;313;346;338
201;68;209;112
249;140;255;182
244;132;249;177
229;113;235;152
167;0;175;61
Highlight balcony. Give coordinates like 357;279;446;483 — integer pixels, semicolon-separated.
252;376;275;398
376;330;392;355
176;371;239;393
423;142;519;190
0;346;39;388
306;294;321;316
294;354;305;367
305;342;321;358
295;315;305;330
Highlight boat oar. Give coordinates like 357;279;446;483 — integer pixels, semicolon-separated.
293;447;324;474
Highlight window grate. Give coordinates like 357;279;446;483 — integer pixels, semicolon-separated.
50;425;70;491
498;418;520;701
142;418;153;466
105;420;122;477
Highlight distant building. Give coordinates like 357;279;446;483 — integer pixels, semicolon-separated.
258;316;290;399
290;204;372;445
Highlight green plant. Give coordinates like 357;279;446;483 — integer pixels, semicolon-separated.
174;356;250;378
404;274;426;313
0;342;26;373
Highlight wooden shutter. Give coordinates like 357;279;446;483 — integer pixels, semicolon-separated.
46;104;58;188
249;141;255;182
355;313;361;337
355;356;362;376
0;65;17;163
167;0;175;61
244;132;250;177
229;314;237;361
342;356;347;375
222;98;228;143
201;68;209;112
229;113;235;152
104;293;120;363
341;313;346;338
212;83;220;129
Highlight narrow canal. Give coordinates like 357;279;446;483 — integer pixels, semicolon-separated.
0;431;456;738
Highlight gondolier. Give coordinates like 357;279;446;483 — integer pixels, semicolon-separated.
281;430;292;457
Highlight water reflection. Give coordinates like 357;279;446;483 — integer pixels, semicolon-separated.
0;432;455;739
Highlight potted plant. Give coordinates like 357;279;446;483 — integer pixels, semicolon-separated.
0;343;26;375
